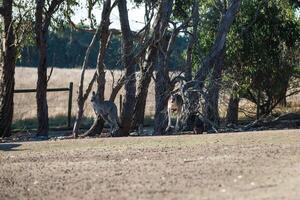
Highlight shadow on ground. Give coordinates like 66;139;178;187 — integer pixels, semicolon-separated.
0;143;22;151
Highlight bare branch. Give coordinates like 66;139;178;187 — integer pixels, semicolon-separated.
134;10;154;38
170;72;185;89
109;75;125;101
87;0;97;29
66;14;95;33
44;0;64;30
109;70;115;92
46;65;54;83
109;71;137;102
67;0;120;33
83;71;97;101
77;25;101;101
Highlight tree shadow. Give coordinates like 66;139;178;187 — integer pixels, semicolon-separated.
0;143;22;151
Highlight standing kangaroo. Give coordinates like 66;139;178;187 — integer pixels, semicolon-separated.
166;93;184;131
90;91;120;134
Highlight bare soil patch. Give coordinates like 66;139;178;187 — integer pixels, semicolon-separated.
1;129;300;200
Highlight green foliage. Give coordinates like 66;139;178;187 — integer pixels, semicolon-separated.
193;0;300;116
173;0;193;19
196;0;225;57
224;0;300;115
11;0;35;58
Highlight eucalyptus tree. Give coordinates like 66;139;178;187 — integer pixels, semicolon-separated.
118;0;136;136
202;0;229;129
197;0;300;125
132;0;174;132
181;0;241;131
0;0;16;137
0;0;37;137
153;0;199;134
224;0;300;120
35;0;65;137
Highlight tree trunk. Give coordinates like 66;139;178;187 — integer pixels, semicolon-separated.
256;89;261;120
185;0;199;82
35;0;64;137
0;0;16;138
226;94;239;124
181;0;241;132
153;69;170;135
154;36;170;135
118;0;136;136
96;0;111;100
181;0;200;131
36;38;49;136
73;97;84;136
132;63;154;129
35;0;49;137
205;50;224;130
132;0;174;130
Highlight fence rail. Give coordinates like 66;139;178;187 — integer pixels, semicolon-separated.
14;87;70;93
14;82;73;128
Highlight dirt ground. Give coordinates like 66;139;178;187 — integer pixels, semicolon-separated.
1;129;300;200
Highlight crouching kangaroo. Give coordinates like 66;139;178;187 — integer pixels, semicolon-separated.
90;91;120;135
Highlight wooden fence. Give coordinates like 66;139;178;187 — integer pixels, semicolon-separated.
14;82;73;128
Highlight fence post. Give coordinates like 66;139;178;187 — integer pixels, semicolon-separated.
68;82;73;128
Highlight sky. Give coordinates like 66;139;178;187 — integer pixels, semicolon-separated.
71;1;146;31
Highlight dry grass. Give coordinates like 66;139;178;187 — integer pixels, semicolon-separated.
14;67;300;124
14;67;156;122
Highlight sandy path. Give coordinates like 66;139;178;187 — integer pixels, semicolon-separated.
1;129;300;200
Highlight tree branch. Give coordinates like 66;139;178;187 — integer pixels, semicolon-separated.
67;0;120;33
109;75;125;102
0;7;4;15
194;0;241;88
46;65;54;83
44;0;64;30
83;71;97;101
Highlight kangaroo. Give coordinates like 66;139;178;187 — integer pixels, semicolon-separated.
188;114;204;134
90;91;120;134
166;93;184;132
